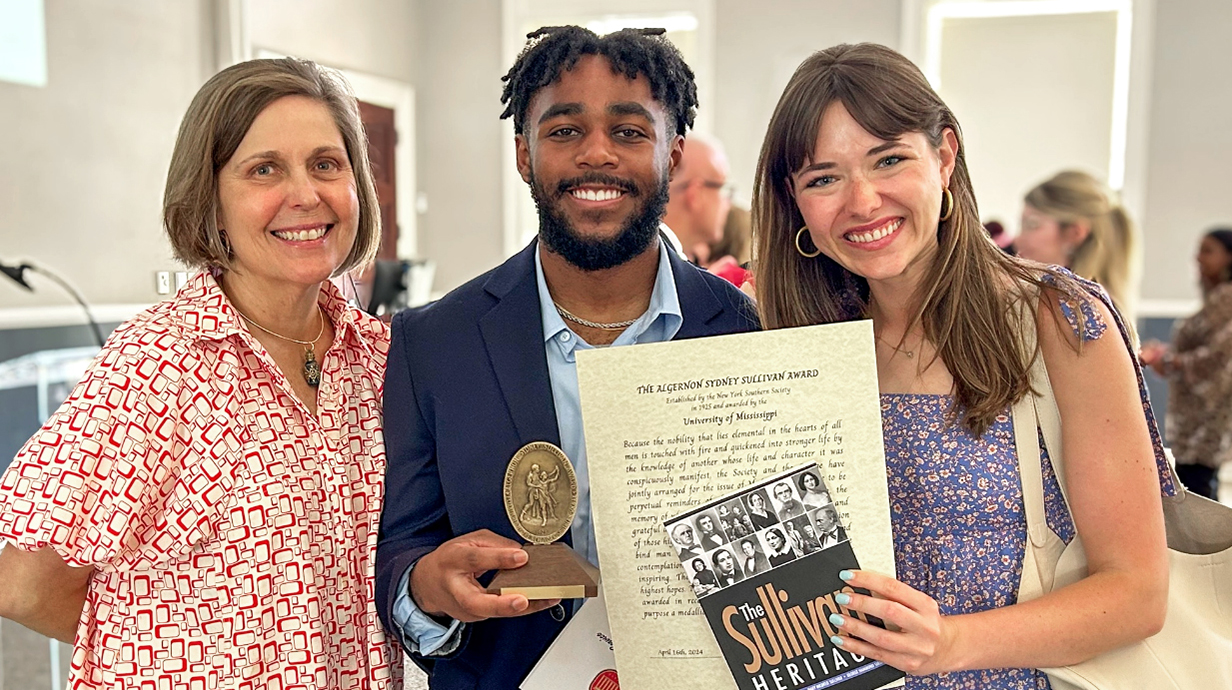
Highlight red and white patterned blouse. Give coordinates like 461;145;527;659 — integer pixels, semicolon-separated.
0;273;402;690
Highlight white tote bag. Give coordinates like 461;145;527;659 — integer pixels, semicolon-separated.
1010;324;1232;690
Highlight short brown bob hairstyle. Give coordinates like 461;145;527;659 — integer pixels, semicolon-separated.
163;57;380;275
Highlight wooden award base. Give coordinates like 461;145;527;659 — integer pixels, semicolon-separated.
486;543;601;600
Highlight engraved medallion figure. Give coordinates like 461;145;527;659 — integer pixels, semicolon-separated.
488;442;600;599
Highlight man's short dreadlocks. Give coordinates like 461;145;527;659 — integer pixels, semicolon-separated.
499;26;698;137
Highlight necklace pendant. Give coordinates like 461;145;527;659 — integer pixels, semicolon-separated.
303;347;321;387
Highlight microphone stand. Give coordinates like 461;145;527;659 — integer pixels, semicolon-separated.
1;260;106;348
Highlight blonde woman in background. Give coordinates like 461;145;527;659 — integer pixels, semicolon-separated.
1019;170;1138;323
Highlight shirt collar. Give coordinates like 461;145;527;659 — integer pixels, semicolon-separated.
534;241;683;353
657;222;688;261
174;272;369;353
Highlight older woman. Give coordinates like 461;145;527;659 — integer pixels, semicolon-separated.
753;43;1171;687
1141;228;1232;499
0;58;400;688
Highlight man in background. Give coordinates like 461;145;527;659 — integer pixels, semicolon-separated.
662;134;732;263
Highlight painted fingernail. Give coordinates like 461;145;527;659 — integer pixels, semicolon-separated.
834;593;851;606
829;613;845;628
830;635;845;647
839;569;854;581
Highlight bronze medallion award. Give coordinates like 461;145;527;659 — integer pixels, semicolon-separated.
486;441;601;599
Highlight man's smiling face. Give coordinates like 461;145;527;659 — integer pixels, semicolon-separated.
516;54;683;270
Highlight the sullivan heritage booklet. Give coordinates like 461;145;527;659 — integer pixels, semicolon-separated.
664;463;905;690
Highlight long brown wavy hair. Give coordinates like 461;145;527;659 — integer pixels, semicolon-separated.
753;43;1085;436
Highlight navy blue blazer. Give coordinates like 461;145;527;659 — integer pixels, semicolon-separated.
377;241;759;689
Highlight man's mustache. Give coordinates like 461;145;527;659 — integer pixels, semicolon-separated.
554;173;639;197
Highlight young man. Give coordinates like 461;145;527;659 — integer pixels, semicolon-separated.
375;27;758;689
695;513;727;550
773;481;807;520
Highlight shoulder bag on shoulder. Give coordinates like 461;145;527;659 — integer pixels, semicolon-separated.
1010;311;1232;689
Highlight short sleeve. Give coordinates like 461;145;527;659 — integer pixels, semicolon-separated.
1041;268;1176;495
0;328;238;570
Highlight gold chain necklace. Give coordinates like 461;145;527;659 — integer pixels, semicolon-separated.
233;304;326;386
553;302;640;330
875;332;915;359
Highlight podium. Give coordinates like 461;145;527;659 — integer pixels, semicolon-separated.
0;346;97;475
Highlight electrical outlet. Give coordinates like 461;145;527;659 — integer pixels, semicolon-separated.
174;271;189;291
155;271;171;294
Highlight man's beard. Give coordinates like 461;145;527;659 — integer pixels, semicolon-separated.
530;169;669;271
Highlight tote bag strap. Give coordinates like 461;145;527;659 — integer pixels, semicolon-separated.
1012;286;1079;601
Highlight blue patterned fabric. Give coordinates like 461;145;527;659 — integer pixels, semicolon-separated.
880;278;1173;689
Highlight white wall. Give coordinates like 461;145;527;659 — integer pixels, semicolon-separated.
937;12;1118;231
1139;0;1232;303
247;0;417;85
413;0;508;294
0;0;419;317
0;0;208;310
712;0;902;213
2;0;1228;313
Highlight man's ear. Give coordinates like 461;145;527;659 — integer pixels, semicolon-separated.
666;134;685;181
515;134;532;184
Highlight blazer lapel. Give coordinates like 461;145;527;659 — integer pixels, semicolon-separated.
478;241;562;447
668;249;727;339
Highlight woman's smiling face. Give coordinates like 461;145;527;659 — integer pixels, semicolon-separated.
791;101;956;295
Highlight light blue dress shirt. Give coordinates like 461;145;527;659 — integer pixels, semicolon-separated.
391;243;683;655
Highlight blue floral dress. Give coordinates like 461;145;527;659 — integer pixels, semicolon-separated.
881;287;1175;689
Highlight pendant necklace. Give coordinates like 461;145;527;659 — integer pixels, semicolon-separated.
233;304;326;386
875;332;915;359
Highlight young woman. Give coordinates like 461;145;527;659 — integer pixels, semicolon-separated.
753;43;1171;687
798;469;832;509
745;491;779;530
1140;228;1232;499
1018;170;1137;322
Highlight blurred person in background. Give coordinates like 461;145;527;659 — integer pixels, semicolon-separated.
1019;170;1137;322
664;134;733;263
1140;228;1232;500
983;219;1016;255
701;204;754;288
0;58;400;688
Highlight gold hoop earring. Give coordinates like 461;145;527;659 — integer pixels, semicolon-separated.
795;226;822;258
939;187;954;222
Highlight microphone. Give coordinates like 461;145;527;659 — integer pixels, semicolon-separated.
1;258;105;347
0;261;32;290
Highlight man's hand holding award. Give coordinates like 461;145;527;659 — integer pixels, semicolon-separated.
487;441;601;599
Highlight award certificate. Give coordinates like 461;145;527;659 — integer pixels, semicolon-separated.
576;321;900;690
